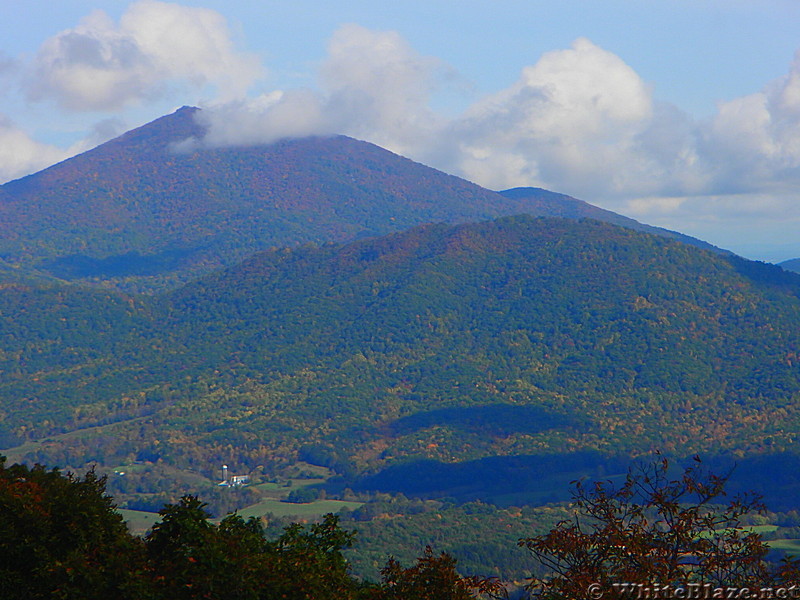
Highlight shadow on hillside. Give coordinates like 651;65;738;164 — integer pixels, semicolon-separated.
346;451;800;511
41;248;196;279
350;452;630;506
706;452;800;512
387;404;583;438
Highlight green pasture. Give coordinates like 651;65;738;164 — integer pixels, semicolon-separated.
234;498;363;520
118;495;363;535
118;508;162;536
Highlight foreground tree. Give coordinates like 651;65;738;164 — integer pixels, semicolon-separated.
0;456;148;600
146;497;368;599
146;500;503;600
146;495;260;599
377;546;507;600
0;455;508;599
520;455;800;599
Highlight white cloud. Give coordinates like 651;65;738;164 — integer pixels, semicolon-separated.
618;49;800;236
319;24;446;155
627;195;688;216
701;49;800;195
27;0;263;111
199;23;445;156
122;1;262;101
198;34;698;204
0;116;71;183
437;38;800;232
431;38;664;196
196;89;332;148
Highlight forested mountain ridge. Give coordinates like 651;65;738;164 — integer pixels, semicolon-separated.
159;216;800;460
0;107;719;293
781;258;800;274
3;215;800;510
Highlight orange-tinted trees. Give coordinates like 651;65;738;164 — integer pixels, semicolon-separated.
520;456;800;599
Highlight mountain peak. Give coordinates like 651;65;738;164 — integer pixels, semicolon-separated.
108;105;204;149
0;108;727;292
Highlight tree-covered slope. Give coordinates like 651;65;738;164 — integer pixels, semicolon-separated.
0;107;719;293
169;215;792;402
0;276;163;447
4;215;800;500
156;216;800;461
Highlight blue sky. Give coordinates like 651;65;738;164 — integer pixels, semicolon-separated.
2;0;800;261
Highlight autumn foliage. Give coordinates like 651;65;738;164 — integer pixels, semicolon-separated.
520;456;800;599
0;455;503;599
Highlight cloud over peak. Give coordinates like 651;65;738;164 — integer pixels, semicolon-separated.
192;27;800;223
320;24;446;153
197;24;445;156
